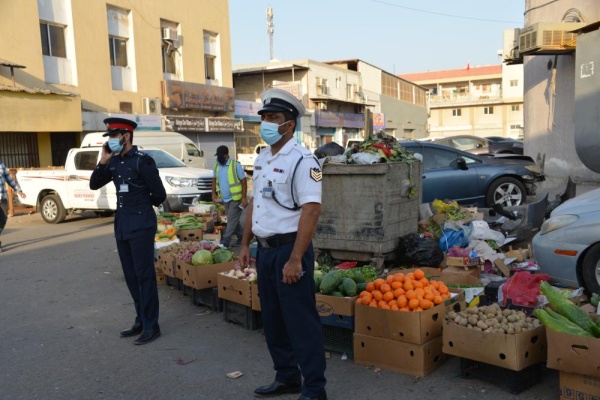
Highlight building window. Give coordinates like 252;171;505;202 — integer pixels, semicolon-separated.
39;22;67;58
510;80;518;87
452;109;462;117
204;30;220;84
484;106;494;115
511;104;520;111
109;36;128;67
510;124;522;130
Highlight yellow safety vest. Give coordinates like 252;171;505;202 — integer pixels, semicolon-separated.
215;159;242;201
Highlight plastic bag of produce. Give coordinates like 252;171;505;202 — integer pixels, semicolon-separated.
501;271;550;307
397;233;444;267
439;228;469;252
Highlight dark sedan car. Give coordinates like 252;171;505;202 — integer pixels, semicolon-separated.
432;135;523;155
400;141;544;207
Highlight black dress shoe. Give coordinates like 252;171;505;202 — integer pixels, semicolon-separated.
119;323;143;337
134;328;161;345
297;394;327;400
254;380;302;397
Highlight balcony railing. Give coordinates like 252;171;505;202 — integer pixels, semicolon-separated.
429;93;502;104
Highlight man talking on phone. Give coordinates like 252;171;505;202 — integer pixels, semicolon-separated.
90;117;166;345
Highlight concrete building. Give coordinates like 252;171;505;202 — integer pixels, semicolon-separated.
520;0;600;185
0;0;236;169
232;59;427;153
399;61;524;140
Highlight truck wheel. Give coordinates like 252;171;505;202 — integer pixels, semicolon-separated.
41;195;67;224
485;177;526;207
581;244;600;294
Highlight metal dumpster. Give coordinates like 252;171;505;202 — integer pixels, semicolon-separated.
314;161;422;264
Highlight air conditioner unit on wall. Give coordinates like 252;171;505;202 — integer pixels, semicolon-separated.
142;97;162;115
162;28;178;41
518;22;586;55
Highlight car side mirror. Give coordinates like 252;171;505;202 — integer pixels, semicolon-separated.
199;150;204;157
451;158;468;170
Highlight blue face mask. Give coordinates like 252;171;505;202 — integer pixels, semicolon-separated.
107;138;124;153
260;121;290;145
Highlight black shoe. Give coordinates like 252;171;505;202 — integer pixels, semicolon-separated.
254;381;302;397
134;328;161;345
119;323;143;337
297;394;327;400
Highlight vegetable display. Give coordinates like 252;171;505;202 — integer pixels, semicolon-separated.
191;249;213;266
538;281;600;338
447;303;541;333
222;263;257;282
356;269;451;311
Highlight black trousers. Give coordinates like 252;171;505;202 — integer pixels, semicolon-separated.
256;242;327;398
0;199;8;232
116;232;159;331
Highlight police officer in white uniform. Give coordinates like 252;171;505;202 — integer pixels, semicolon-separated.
239;89;327;400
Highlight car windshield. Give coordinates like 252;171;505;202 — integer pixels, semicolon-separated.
143;149;186;168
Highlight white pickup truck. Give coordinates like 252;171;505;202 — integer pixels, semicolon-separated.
237;144;267;173
17;147;214;223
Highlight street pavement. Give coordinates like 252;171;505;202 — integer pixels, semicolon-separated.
0;211;559;400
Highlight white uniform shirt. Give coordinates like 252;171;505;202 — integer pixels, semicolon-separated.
251;140;322;238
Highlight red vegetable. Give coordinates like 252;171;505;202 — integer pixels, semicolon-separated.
371;143;392;157
335;261;358;270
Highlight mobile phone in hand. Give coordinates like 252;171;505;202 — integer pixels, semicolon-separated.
104;143;112;154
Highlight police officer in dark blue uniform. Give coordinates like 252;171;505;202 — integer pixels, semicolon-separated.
239;89;327;400
90;117;166;345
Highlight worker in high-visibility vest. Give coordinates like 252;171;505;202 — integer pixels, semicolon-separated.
212;145;248;248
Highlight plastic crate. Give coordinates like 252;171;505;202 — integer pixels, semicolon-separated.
459;358;543;394
182;284;193;297
320;314;354;330
484;281;504;303
223;299;262;330
322;324;353;358
166;276;179;288
192;287;223;312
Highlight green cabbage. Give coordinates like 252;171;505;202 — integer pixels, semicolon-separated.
191;249;213;266
212;248;233;264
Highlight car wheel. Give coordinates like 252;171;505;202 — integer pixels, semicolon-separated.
485;177;527;207
41;194;67;224
157;201;172;213
581;244;600;294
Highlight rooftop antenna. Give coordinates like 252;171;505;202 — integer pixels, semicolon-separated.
266;6;274;61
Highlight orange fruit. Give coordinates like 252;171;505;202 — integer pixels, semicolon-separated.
391;281;404;290
369;300;378;307
408;298;420;310
393;288;404;298
405;273;415;281
388;299;398;307
397;296;408;308
380;284;392;294
412;280;424;289
403;281;414;291
366;282;375;292
433;295;443;305
374;278;385;290
424;292;435;301
420;299;433;310
405;289;417;300
390;304;399;311
414;269;425;280
414;307;423;312
438;285;449;295
420;278;429;286
362;292;373;303
392;273;405;282
359;290;369;298
383;292;394;302
380;304;391;310
378;300;388;308
386;275;395;285
356;297;364;305
372;290;383;302
415;288;425;298
442;293;451;300
399;307;410;312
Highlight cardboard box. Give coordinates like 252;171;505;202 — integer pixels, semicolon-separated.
203;232;221;243
446;256;485;269
353;334;446;377
439;266;482;286
182;262;197;288
547;329;600;378
251;282;261;311
463;287;485;307
446;288;466;313
155;267;166;285
559;371;600;400
354;302;444;345
504;245;531;262
178;228;203;242
316;294;357;329
177;260;237;290
217;273;252;307
442;319;547;371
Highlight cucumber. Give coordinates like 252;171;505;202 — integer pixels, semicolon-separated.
540;282;600;337
338;278;358;297
319;270;343;294
534;309;594;337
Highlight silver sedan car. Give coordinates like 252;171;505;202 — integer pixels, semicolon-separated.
532;188;600;293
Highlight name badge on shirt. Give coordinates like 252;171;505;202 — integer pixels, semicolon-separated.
263;187;273;198
119;184;129;193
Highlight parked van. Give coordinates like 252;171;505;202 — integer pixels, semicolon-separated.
81;130;207;168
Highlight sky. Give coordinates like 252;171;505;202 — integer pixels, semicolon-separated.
228;0;525;74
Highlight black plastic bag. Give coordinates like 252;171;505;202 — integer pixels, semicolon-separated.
314;142;344;159
397;233;444;267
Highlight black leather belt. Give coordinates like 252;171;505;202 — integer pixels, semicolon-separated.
256;232;297;248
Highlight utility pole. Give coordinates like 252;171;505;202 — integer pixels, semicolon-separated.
266;6;274;61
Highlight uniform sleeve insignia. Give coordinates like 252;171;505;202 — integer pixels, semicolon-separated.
310;167;322;182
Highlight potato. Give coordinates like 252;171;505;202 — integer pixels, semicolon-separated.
468;316;479;326
477;320;488;330
459;318;469;327
447;311;457;320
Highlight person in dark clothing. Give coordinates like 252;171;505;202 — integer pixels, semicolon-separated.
89;117;166;345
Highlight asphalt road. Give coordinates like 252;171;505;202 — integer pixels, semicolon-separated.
0;211;559;400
